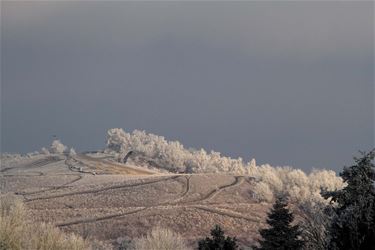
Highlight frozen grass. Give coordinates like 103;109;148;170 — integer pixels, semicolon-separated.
0;196;26;250
0;195;89;250
133;226;192;250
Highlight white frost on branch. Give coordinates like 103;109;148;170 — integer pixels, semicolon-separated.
248;165;344;203
40;147;50;155
50;140;67;154
69;148;77;156
106;128;251;174
105;128;344;205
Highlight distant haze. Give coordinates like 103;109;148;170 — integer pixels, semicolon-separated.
1;1;373;172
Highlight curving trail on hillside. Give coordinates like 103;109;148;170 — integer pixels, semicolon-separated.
1;156;62;173
54;176;252;227
177;175;191;200
55;202;259;227
18;175;83;196
191;205;260;223
164;175;191;205
3;172;44;177
76;154;156;175
25;176;180;202
2;154;262;246
183;176;244;204
56;207;148;227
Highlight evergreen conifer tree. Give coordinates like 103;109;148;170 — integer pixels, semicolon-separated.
322;150;375;250
198;225;238;250
255;196;304;250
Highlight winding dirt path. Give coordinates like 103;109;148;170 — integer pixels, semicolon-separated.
164;175;191;205
18;175;83;196
2;172;44;177
56;202;259;228
25;176;179;202
191;205;260;223
54;176;253;227
183;176;244;204
1;156;62;173
56;207;148;227
76;154;156;175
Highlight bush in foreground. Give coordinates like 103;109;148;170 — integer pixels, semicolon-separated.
132;226;191;250
0;195;88;250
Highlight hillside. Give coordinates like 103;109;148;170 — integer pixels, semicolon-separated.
1;153;271;248
0;131;344;248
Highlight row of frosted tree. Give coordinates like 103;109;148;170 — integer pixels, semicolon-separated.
106;128;252;174
106;128;343;203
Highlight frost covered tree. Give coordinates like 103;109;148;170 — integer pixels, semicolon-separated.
49;140;67;154
104;128;344;207
40;147;50;155
322;150;375;250
249;158;256;169
298;201;333;250
198;225;238;250
105;128;250;174
255;196;304;250
250;165;343;203
69;148;76;156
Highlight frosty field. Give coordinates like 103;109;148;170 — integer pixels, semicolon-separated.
0;153;271;247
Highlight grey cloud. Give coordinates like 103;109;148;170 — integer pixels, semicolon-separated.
1;1;373;171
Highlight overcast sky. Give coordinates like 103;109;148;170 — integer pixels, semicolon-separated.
1;1;373;172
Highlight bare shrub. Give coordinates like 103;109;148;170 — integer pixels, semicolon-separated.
50;140;67;154
0;195;90;250
29;222;87;250
298;201;333;250
117;236;133;250
0;195;26;250
133;226;191;250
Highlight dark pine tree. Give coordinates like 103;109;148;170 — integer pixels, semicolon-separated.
322;150;375;250
198;225;238;250
255;196;304;250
